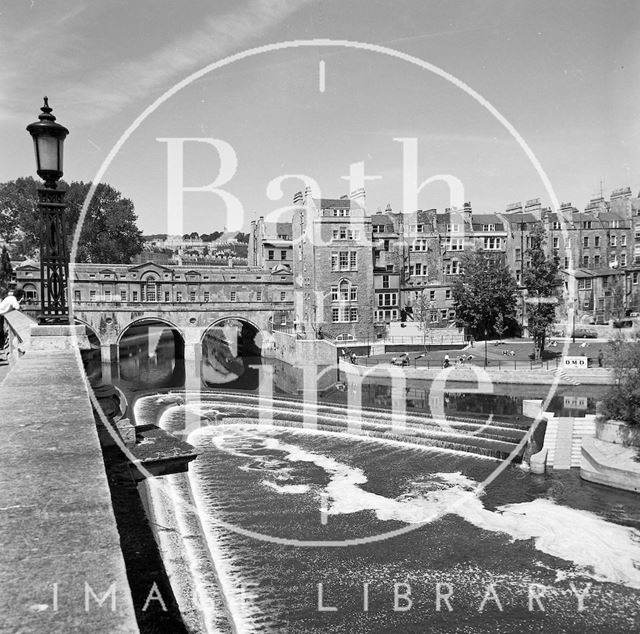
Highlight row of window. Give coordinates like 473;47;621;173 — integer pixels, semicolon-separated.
330;281;358;302
375;308;455;323
332;227;361;241
580;254;627;267
444;261;461;275
582;235;627;248
377;292;398;307
331;307;358;322
410;239;428;252
267;250;289;260
330;251;358;271
444;237;464;251
375;309;398;322
75;290;287;302
483;237;503;250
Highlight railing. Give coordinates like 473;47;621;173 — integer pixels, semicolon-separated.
1;310;36;366
355;356;565;371
382;334;465;345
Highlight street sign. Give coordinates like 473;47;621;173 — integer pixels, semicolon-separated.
562;356;589;369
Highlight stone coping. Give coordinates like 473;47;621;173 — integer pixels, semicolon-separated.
0;347;139;632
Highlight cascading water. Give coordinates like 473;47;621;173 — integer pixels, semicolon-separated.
133;391;640;633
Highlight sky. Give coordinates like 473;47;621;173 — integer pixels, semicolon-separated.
1;0;639;234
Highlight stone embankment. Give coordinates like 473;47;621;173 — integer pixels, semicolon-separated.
341;360;614;386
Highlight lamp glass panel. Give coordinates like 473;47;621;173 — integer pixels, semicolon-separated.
36;135;60;173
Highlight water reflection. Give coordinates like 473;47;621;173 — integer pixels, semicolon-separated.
201;320;261;391
81;333;609;422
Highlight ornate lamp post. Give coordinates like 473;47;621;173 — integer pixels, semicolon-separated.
26;97;70;325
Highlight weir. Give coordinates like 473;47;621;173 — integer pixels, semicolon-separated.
134;391;531;462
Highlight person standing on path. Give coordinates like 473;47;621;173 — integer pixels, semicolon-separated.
0;289;23;360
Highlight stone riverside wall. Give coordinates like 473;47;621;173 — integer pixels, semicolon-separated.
263;330;338;367
581;418;640;494
0;312;139;632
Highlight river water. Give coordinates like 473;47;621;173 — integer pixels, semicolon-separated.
130;388;640;633
85;331;640;632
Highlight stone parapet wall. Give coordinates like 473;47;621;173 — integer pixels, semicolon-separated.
0;336;138;631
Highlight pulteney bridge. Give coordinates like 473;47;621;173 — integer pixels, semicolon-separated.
15;260;294;362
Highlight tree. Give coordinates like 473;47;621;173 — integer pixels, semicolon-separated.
0;246;13;293
413;291;435;353
601;334;640;425
0;177;40;257
523;225;559;359
452;251;518;340
609;276;625;320
0;178;144;263
494;312;507;342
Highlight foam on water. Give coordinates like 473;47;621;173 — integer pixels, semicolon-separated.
210;427;640;590
261;481;311;494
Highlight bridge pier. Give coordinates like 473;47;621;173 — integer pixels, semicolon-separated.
100;343;119;364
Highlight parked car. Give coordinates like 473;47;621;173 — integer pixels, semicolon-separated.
572;328;598;339
613;319;634;329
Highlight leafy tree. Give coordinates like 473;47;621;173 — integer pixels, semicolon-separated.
452;251;518;340
523;225;559;359
494;312;507;342
601;334;640;425
0;246;13;292
609;276;625;320
201;230;223;242
0;178;143;263
0;177;40;257
413;290;435;353
236;232;250;243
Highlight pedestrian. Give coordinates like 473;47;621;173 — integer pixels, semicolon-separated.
443;354;450;369
350;352;357;365
0;289;23;315
598;349;604;368
0;289;23;356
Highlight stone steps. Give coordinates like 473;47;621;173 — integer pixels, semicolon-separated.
542;416;596;470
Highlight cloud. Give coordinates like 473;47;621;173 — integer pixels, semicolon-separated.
64;0;314;121
0;0;313;124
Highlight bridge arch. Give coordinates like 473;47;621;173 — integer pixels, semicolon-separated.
76;318;103;385
116;316;185;345
75;318;102;347
202;315;262;339
117;317;186;388
200;316;262;389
